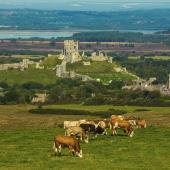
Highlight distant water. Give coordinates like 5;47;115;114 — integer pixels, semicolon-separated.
0;30;75;39
0;30;161;39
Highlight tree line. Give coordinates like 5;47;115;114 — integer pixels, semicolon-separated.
0;79;169;106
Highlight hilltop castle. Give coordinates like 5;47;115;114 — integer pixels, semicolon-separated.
55;40;114;80
63;40;82;63
56;40;92;81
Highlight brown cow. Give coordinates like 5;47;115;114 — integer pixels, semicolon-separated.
111;115;124;121
136;119;147;128
110;119;134;137
65;126;89;143
53;135;83;158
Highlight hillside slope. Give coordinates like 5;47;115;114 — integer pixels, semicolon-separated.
67;60;136;83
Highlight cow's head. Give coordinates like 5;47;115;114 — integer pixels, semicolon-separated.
76;149;83;158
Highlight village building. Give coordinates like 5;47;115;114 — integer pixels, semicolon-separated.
83;61;91;66
31;93;47;103
122;76;170;96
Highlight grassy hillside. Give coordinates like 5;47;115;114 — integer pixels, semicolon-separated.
67;61;136;83
0;68;58;85
42;56;62;69
0;58;137;85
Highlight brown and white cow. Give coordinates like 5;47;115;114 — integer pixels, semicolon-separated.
110;119;134;137
65;126;89;143
136;119;147;128
80;120;107;138
53;135;83;158
64;120;86;129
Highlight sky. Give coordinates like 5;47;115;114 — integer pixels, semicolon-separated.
0;0;170;11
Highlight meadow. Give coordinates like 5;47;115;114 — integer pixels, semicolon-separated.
0;127;170;170
0;104;170;169
0;68;58;85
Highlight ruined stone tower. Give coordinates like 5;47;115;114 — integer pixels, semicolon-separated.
63;40;82;63
56;60;67;78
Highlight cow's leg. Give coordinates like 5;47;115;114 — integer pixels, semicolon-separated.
65;130;69;136
69;146;75;156
92;132;98;139
112;128;116;136
58;145;62;155
53;142;58;156
94;133;98;138
72;150;75;156
104;129;107;135
70;148;75;156
80;133;83;141
129;130;134;137
144;123;147;128
124;128;128;136
113;127;117;136
83;132;89;143
109;122;112;130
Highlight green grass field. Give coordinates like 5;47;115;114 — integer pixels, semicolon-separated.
146;56;170;60
0;104;170;169
0;127;170;170
128;56;170;60
0;68;59;85
42;56;62;68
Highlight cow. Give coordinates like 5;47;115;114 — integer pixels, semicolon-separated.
65;126;89;143
110;119;134;137
80;122;106;138
111;115;124;121
136;119;147;128
80;123;96;133
63;120;86;129
103;119;111;129
97;121;107;135
111;115;137;127
53;135;83;158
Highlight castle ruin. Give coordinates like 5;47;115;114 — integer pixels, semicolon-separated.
63;40;82;63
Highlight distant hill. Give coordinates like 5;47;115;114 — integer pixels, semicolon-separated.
0;9;170;31
158;29;170;34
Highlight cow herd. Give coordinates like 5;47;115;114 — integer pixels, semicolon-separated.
53;115;147;158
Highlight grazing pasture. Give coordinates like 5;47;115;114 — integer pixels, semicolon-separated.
0;104;170;169
0;127;170;170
